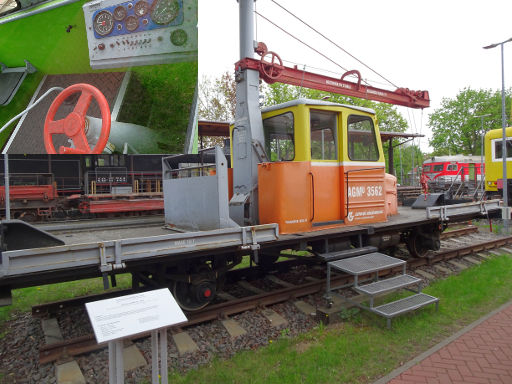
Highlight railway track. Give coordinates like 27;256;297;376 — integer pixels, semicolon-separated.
35;225;511;370
31;225;481;317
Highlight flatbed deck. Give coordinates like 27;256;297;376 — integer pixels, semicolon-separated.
0;200;501;297
37;201;494;247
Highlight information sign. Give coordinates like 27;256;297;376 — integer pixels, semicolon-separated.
86;288;186;344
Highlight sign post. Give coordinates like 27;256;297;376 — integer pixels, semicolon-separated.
86;288;187;384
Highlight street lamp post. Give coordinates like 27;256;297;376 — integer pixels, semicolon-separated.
484;37;512;230
475;113;491;199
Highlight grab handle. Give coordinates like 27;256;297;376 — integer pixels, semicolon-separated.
309;171;315;222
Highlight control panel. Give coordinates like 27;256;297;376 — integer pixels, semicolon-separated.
83;0;197;69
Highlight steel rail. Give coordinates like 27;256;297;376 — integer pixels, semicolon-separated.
39;230;512;364
32;226;478;317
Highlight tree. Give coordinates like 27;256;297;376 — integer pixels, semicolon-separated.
262;82;409;132
198;72;237;147
428;88;511;156
393;144;424;185
199;74;413;160
198;72;236;121
262;83;412;176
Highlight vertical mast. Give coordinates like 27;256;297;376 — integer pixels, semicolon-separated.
230;0;265;226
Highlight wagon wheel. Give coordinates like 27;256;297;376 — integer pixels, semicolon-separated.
172;264;217;311
406;232;429;258
19;211;37;222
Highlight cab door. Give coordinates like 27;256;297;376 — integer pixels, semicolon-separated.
309;109;343;226
342;113;386;225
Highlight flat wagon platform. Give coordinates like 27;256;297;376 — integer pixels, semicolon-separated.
0;200;501;307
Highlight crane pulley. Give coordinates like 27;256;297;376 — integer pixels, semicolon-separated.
234;42;430;109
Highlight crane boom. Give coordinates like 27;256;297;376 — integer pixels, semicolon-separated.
235;47;430;109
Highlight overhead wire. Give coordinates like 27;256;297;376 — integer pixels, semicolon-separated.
253;10;352;76
280;58;392;88
270;0;399;89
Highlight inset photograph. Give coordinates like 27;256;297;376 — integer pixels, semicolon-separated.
0;0;197;154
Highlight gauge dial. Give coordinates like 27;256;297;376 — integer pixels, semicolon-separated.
113;6;127;21
150;0;179;25
125;15;139;31
170;29;187;46
93;10;114;36
134;0;150;17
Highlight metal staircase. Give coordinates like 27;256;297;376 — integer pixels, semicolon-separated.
322;250;439;328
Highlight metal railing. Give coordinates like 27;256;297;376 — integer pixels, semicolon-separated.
84;171;163;195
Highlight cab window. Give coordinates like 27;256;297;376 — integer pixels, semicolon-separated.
263;112;295;161
433;164;444;172
347;115;379;161
447;164;457;171
493;139;512;160
423;165;431;172
310;110;337;160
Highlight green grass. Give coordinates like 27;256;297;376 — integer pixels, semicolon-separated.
0;0;91;74
0;274;131;325
117;62;197;153
166;254;512;384
0;71;44;147
1;254;511;383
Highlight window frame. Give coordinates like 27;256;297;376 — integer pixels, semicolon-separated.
262;111;295;162
309;109;338;161
347;114;379;162
491;138;512;162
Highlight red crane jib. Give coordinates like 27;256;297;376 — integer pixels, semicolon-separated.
235;57;430;109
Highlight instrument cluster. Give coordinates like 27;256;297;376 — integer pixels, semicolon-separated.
83;0;197;69
92;0;183;38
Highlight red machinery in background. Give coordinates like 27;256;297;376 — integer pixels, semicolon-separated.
422;155;483;192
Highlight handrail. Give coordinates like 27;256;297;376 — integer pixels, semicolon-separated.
309;171;315;222
445;166;466;197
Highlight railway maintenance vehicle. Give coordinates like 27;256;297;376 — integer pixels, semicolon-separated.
422;155;482;190
0;0;502;314
484;124;512;199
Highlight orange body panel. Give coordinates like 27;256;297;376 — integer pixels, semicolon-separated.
384;173;398;216
310;165;341;223
259;161;389;234
258;161;312;233
228;168;233;200
342;165;387;225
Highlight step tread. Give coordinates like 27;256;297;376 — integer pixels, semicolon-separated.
318;246;378;262
354;274;422;296
373;293;438;318
329;252;405;275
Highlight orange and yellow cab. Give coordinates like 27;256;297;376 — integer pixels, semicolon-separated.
256;99;397;234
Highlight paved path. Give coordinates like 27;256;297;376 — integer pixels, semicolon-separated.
375;300;512;384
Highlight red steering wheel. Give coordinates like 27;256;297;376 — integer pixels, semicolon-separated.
44;83;111;154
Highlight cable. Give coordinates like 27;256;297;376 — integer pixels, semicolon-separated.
254;10;352;75
255;0;258;44
271;0;399;89
281;58;384;85
0;87;64;135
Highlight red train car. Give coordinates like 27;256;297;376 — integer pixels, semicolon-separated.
422;155;483;191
